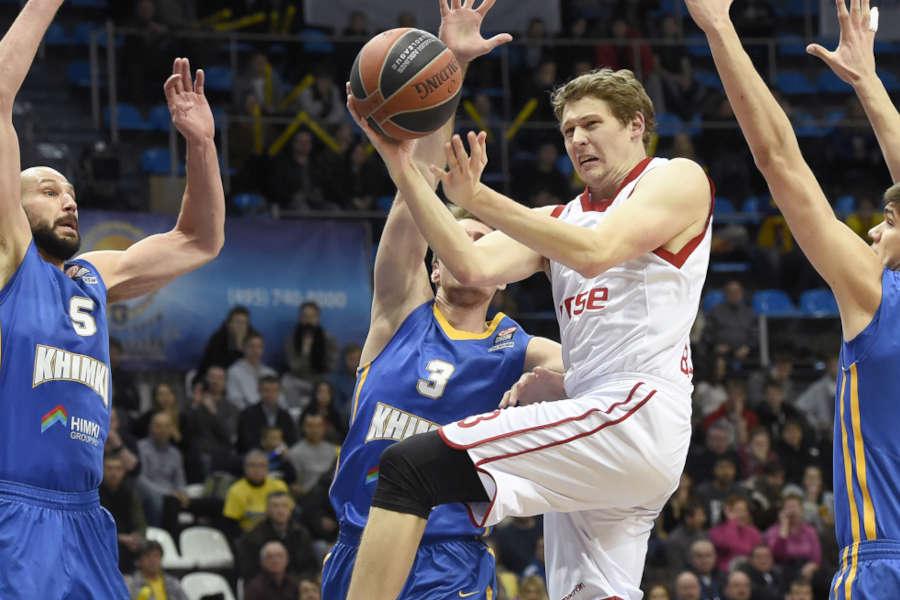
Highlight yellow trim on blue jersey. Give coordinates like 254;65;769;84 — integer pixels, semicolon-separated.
433;304;505;340
849;364;877;540
834;546;849;599
350;363;372;424
845;543;859;600
486;585;493;600
840;372;862;546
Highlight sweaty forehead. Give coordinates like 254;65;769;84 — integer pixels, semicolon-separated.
21;167;73;190
561;96;613;127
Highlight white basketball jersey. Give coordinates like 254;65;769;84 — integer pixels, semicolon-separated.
549;157;712;398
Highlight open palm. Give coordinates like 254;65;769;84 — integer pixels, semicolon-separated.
806;0;876;85
165;57;215;143
438;0;512;65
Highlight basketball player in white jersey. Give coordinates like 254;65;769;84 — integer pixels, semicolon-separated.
344;65;713;600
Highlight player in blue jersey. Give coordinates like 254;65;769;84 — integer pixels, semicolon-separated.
0;2;225;598
686;0;900;596
322;2;560;599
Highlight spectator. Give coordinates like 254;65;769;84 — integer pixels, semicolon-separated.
739;545;783;600
104;407;140;477
296;462;339;550
738;427;777;481
646;583;672;600
553;16;595;79
299;575;321;600
799;465;833;534
698;95;755;202
694;356;729;417
517;574;549;600
722;570;752;600
673;571;702;600
688;539;726;600
785;578;814;600
227;331;279;410
774;419;822;486
702;280;757;367
283;301;336;382
266;130;330;211
132;382;182;443
296;66;345;128
744;460;786;531
223;450;290;534
120;0;175;106
514;60;559;128
708;495;763;572
236;490;317;581
521;535;546;583
244;540;300;600
126;540;188;600
298;380;347;443
329;343;361;421
287;412;338;498
649;15;705;120
595;18;654;77
181;376;238;482
109;337;140;418
322;141;390;211
686;421;740;484
99;454;146;574
510;17;548;73
756;379;806;443
696;456;747;527
237;376;299;454
235;52;284;114
492;516;542;575
748;351;795;408
136;413;188;528
260;426;297;485
664;501;708;573
845;195;883;239
794;352;839;440
702;377;758;447
764;495;822;576
205;364;229;407
661;471;698;533
198;306;255;374
513;142;570;208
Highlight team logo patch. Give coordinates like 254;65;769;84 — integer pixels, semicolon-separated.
41;404;68;432
489;326;517;352
66;266;98;285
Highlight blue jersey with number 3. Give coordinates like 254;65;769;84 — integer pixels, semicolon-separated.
0;241;110;492
330;300;531;540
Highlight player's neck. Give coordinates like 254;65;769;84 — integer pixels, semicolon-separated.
36;246;65;271
433;295;492;334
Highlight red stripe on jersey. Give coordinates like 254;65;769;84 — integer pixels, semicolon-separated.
579;157;654;213
653;176;716;268
550;205;565;218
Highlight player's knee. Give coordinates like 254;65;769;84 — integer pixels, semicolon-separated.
372;438;433;518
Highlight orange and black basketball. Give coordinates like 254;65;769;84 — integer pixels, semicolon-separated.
349;28;462;140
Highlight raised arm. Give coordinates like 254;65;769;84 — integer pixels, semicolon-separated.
80;58;225;303
685;0;883;339
807;2;900;182
0;0;65;285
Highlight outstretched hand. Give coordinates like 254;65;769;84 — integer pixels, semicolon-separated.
499;367;565;408
428;131;487;209
806;0;876;86
438;0;513;66
345;82;417;177
684;0;735;33
164;57;215;144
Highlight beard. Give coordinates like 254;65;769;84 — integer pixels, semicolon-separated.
441;283;494;308
31;220;80;262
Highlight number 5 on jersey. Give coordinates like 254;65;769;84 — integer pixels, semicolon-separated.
417;359;455;399
69;297;97;337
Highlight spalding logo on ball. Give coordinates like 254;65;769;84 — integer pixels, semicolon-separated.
350;28;462;140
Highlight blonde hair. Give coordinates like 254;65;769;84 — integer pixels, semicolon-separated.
550;68;656;151
885;182;900;209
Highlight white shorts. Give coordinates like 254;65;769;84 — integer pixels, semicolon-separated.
439;377;691;600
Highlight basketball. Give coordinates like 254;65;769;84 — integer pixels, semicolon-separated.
349;28;462;141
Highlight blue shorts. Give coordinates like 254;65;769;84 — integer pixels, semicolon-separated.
0;479;128;600
831;540;900;599
322;527;497;600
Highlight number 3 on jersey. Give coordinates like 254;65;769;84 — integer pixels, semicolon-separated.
417;359;455;399
69;297;97;337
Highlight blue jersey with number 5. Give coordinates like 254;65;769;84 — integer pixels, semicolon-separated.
0;241;110;492
330;300;531;540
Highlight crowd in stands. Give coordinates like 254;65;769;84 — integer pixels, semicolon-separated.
19;0;898;598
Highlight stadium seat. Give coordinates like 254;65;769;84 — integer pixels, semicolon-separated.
686;36;712;57
834;194;856;215
777;34;807;56
141;148;173;174
741;196;765;214
703;289;725;312
877;70;900;92
656;113;684;137
148;105;171;131
104;104;151;131
181;572;236;600
775;71;816;95
203;66;233;92
145;526;194;570
556;154;574;176
179;526;234;570
694;71;723;90
66;61;93;88
301;28;334;54
799;288;839;317
713;197;736;216
875;41;900;55
792;112;825;138
817;70;852;93
752;289;798;316
70;0;108;7
71;22;99;45
232;193;266;214
44;23;74;46
375;195;394;212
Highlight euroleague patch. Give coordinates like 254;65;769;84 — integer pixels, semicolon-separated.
489;326;517;352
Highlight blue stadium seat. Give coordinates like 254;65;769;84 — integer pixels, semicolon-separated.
211;107;228;130
752;289;798;316
105;104;151;131
66;61;93;87
775;72;816;95
742;196;765;214
148;105;171;131
777;34;807;56
301;29;334;54
710;261;751;273
203;67;233;92
792;112;825;137
556;155;574;176
686;36;712;57
695;71;723;90
817;70;852;93
713;197;736;216
656;113;684;137
45;23;74;46
875;41;900;55
140;148;185;175
233;193;266;214
70;0;108;6
799;289;839;317
71;22;100;45
877;70;900;92
834;194;856;215
375;195;394;212
704;289;725;312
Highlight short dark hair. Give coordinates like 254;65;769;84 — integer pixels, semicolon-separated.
884;182;900;211
139;540;163;557
300;301;320;313
258;375;280;388
245;331;264;344
267;490;291;503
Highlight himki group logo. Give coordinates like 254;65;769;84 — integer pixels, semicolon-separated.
41;404;68;433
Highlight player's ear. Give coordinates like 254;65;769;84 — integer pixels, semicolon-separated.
630;111;645;143
430;260;440;284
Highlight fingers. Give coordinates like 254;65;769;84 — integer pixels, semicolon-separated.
499;390;512;408
476;0;496;16
485;32;514;50
451;134;470;173
194;69;205;95
805;43;831;62
163;73;181;104
849;0;859;21
171;58;186;95
181;57;193;91
836;0;850;24
451;0;461;9
438;0;449;17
